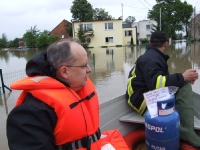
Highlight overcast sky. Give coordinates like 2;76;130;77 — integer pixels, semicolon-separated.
0;0;199;40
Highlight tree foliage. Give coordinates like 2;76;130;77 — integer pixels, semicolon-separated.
0;33;8;48
70;0;94;21
76;25;89;49
8;38;19;48
36;35;59;49
130;36;134;45
148;0;193;39
39;30;50;36
66;24;73;37
93;8;113;20
23;25;40;48
124;16;136;24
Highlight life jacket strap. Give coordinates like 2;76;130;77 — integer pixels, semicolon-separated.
58;128;101;150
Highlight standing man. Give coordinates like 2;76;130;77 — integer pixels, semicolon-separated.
7;39;129;150
126;31;200;147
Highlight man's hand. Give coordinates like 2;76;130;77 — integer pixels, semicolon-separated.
182;69;199;84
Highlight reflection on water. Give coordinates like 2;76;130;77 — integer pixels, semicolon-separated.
0;42;200;149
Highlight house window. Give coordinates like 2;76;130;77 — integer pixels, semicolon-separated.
105;23;113;30
106;49;114;55
62;35;64;38
147;34;151;40
125;30;132;36
146;25;151;30
80;24;93;30
86;38;91;43
105;37;113;42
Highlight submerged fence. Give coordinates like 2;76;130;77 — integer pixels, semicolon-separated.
0;69;26;94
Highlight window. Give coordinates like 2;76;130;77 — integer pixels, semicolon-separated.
106;49;114;55
105;23;113;30
147;34;151;40
86;38;91;43
62;35;64;38
125;30;132;36
80;24;93;30
146;25;151;30
105;37;113;42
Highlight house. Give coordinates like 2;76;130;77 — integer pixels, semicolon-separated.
122;23;137;46
49;19;72;39
189;13;200;40
72;18;137;48
18;39;25;47
132;20;157;42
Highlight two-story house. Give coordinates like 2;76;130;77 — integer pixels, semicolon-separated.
72;18;137;48
132;20;157;43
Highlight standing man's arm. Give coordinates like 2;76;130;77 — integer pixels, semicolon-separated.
143;60;184;90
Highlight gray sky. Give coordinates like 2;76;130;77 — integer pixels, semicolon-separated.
0;0;199;40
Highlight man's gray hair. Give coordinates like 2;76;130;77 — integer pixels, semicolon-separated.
47;38;78;70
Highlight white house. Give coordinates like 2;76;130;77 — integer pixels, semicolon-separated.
132;20;157;42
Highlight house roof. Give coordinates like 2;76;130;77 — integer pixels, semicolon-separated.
49;19;71;35
72;18;122;23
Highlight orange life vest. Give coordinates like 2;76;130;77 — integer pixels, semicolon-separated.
11;76;129;150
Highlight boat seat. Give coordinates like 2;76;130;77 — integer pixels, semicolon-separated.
119;111;200;130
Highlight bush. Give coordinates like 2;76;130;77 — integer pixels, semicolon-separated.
116;45;122;47
101;46;108;48
139;38;148;44
130;37;134;45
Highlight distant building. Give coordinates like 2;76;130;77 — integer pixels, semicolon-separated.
49;19;72;39
72;18;137;48
189;13;200;40
122;23;137;46
18;39;25;47
132;20;157;43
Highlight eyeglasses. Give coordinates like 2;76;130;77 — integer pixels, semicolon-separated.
65;64;90;69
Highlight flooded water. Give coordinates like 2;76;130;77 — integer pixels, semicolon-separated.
0;41;200;149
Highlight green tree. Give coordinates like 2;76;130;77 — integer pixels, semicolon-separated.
93;8;113;20
47;35;60;44
76;25;89;49
130;36;134;45
23;26;40;48
36;33;59;49
36;35;48;49
70;0;94;21
0;33;8;48
8;38;19;48
66;24;73;37
148;0;193;39
124;16;135;24
177;1;193;38
39;30;50;36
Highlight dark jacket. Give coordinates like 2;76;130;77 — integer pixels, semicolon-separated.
126;46;184;114
7;51;60;150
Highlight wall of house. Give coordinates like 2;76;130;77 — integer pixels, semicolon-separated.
73;20;123;48
132;20;157;40
49;20;70;39
122;27;137;46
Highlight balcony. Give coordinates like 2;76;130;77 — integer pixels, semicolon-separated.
84;30;94;36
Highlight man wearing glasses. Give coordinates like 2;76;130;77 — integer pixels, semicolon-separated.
7;39;129;150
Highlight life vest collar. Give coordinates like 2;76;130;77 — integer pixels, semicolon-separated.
70;91;95;109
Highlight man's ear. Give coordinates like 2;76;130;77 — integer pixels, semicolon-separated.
58;66;68;79
149;41;152;45
163;41;168;48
